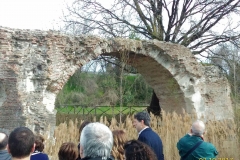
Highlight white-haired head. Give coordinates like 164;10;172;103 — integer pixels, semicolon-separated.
191;120;205;136
80;122;113;159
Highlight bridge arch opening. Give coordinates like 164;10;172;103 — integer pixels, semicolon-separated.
55;51;189;120
55;56;154;119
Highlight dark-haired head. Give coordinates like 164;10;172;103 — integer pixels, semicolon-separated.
79;120;91;134
8;127;35;158
134;111;151;126
58;142;78;160
124;140;157;160
34;135;45;152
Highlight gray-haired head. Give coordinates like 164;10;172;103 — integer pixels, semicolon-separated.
134;111;151;126
191;120;205;136
80;122;113;159
0;132;8;150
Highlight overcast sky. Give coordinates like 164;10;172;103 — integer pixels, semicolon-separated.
0;0;68;30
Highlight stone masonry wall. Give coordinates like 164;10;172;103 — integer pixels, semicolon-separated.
0;27;233;133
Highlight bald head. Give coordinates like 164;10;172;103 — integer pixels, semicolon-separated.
0;132;8;150
191;120;205;136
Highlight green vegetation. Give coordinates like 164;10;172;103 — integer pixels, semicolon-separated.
56;105;147;125
55;70;153;108
56;106;146;114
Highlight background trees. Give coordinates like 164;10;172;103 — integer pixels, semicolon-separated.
64;0;240;55
209;43;240;126
55;61;152;107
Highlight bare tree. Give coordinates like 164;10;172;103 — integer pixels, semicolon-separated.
64;0;240;54
209;43;240;129
63;0;240;115
210;44;240;95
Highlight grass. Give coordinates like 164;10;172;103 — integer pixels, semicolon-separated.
43;110;240;160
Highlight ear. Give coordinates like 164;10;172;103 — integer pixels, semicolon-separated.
80;145;84;158
200;133;204;140
7;144;11;154
190;129;193;134
31;143;36;153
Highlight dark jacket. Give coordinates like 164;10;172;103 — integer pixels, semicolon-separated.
0;150;11;160
177;134;218;160
138;128;164;160
30;151;49;160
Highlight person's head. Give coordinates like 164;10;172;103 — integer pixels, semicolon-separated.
79;120;91;135
191;120;206;136
34;135;45;152
78;121;91;159
80;122;113;159
78;120;91;142
133;111;150;132
124;140;157;160
0;132;8;150
111;130;128;160
8;127;35;159
58;142;78;160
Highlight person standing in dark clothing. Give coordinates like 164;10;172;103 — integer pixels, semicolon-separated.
133;111;164;160
30;135;49;160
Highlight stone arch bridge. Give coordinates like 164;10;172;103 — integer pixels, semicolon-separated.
0;27;233;133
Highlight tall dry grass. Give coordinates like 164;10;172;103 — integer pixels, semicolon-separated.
43;111;239;160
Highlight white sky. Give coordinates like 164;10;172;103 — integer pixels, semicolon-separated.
0;0;68;30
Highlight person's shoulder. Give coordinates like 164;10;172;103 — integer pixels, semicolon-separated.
141;128;155;135
31;152;49;160
203;141;217;148
177;134;190;142
180;133;191;139
41;153;49;159
202;141;218;155
143;128;162;140
148;128;161;136
42;153;49;158
143;127;155;132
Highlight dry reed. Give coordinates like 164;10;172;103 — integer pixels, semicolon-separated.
43;111;239;160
